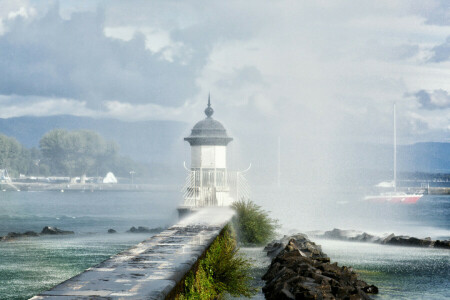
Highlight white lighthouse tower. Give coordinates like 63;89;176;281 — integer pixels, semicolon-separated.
178;95;249;217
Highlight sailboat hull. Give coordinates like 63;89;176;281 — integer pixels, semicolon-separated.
364;105;424;205
364;194;423;204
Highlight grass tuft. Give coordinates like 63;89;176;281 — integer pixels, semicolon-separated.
175;225;256;299
231;199;278;246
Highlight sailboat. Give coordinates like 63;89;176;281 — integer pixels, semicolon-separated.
364;104;423;204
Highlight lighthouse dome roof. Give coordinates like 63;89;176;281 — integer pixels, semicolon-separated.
184;96;233;146
191;118;227;135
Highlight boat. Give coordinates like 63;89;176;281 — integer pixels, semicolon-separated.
364;192;422;204
364;104;423;204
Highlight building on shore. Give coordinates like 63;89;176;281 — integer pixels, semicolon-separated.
178;95;250;217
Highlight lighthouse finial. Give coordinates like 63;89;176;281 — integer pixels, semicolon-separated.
205;93;214;118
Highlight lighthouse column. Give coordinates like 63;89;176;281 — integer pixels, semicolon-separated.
190;145;227;169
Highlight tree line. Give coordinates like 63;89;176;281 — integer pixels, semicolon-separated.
0;129;145;180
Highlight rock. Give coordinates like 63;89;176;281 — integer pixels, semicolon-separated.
108;229;117;234
264;241;285;258
23;231;39;237
323;228;361;240
317;229;447;250
383;236;433;247
1;231;39;241
1;232;22;241
323;229;378;243
262;234;378;300
363;285;379;294
381;233;396;244
41;226;74;235
351;232;377;242
434;240;450;249
127;226;165;233
323;228;346;239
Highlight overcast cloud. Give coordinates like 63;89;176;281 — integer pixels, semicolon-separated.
0;0;449;149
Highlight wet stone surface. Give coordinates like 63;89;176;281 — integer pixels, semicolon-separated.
30;207;235;300
262;234;379;300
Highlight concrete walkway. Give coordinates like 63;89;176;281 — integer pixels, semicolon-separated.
31;207;235;300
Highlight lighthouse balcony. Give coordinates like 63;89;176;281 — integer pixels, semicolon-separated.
181;169;249;208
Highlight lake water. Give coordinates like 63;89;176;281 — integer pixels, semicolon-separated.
317;239;449;300
0;190;449;299
0;190;180;299
249;189;450;300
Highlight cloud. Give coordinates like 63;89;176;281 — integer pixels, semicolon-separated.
0;3;201;108
216;66;264;89
414;89;450;110
7;6;35;19
101;100;187;121
1;0;450;188
420;0;450;27
0;0;449;147
430;36;450;62
0;94;194;122
0;94;93;118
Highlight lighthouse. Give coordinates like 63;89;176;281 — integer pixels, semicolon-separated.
178;95;249;217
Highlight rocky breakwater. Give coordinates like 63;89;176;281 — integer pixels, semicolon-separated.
262;234;378;300
1;226;74;241
317;228;450;249
126;226;165;234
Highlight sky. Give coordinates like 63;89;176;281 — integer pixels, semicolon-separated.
0;0;449;180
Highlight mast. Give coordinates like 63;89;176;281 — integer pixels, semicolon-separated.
394;103;397;192
277;136;281;188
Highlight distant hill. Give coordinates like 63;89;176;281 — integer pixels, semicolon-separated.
0;115;189;164
341;142;450;173
398;142;450;173
0;116;448;186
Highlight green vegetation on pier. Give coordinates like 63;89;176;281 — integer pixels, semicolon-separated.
232;199;278;246
175;225;256;299
176;201;279;299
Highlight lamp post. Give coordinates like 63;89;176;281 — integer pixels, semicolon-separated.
129;171;135;185
34;159;40;178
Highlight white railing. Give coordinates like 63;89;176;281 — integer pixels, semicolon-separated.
182;169;250;208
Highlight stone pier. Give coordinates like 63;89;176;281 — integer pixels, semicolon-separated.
31;207;234;300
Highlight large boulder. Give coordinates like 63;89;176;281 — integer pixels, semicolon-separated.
1;231;39;241
127;226;164;234
434;240;450;249
380;233;395;244
41;226;74;235
351;232;378;242
382;235;434;247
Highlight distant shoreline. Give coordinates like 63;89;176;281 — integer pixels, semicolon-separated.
2;181;450;194
0;182;179;192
